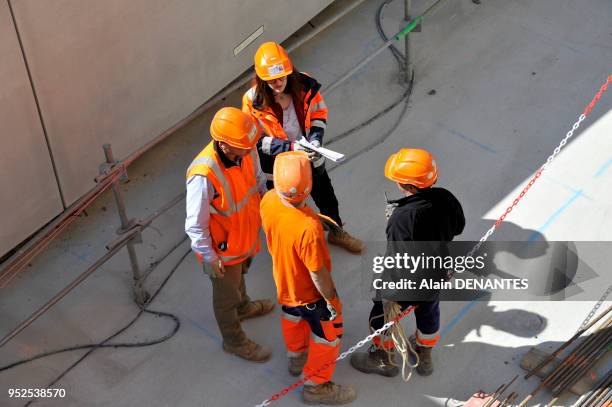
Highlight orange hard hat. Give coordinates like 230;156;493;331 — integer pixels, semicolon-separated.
273;151;312;204
385;148;438;188
210;107;260;149
254;42;293;81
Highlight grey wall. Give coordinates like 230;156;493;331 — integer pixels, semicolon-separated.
0;1;63;257
1;0;332;258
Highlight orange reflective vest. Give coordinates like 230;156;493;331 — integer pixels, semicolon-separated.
186;142;261;265
242;73;328;142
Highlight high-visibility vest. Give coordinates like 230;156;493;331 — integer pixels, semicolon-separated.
186;142;261;265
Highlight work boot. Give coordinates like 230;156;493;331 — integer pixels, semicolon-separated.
410;336;434;376
238;299;275;321
349;345;399;377
288;352;308;376
328;229;364;254
303;381;357;405
222;338;272;363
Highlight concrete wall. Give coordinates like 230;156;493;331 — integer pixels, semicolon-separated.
1;0;332;258
0;2;63;257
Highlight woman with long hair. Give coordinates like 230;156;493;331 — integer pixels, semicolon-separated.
242;42;363;254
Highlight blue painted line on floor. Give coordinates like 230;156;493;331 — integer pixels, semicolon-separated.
595;159;612;178
188;318;223;347
440;300;478;339
446;128;498;154
435;122;498;154
528;189;584;241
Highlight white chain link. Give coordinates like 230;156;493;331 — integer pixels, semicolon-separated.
578;284;612;333
254;111;592;407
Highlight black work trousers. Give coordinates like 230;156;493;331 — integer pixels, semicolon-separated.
266;166;342;226
369;300;440;340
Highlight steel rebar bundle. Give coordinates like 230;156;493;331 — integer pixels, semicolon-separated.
574;369;612;406
483;375;518;407
518;315;612;407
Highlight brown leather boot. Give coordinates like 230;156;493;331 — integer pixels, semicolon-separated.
288;352;308;376
303;381;357;405
238;299;275;321
409;336;434;376
328;229;364;254
222;338;272;363
350;345;399;377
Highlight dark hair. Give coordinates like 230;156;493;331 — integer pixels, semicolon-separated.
400;183;425;192
253;70;304;109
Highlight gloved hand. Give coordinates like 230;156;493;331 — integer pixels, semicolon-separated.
385;202;398;220
309;140;326;169
202;259;225;279
291;140;308;152
326;295;342;321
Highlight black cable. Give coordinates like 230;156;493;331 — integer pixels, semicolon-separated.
330;71;414;171
376;0;407;66
0;241;190;406
328;0;414;169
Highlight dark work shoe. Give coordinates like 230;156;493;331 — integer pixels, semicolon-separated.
328;229;364;254
288;352;308;376
410;336;434;376
303;381;357;405
222;339;272;363
238;299;275;321
349;345;399;377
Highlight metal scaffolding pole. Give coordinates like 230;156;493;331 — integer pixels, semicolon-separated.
102;144;149;307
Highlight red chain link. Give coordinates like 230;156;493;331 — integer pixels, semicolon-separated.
583;75;612;117
492;74;610;231
259;306;416;406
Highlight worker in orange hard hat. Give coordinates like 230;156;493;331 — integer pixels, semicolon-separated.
350;148;465;377
185;107;275;362
243;41;364;255
260;151;357;405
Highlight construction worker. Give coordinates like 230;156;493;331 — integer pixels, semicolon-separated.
185;107;275;362
260;151;357;405
350;148;465;377
243;41;364;255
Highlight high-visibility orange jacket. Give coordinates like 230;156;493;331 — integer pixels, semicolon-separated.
242;72;328;175
186;141;261;265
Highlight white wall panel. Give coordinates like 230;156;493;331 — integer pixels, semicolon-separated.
0;1;64;257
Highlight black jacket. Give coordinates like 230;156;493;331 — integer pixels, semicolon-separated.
383;187;465;302
386;187;465;242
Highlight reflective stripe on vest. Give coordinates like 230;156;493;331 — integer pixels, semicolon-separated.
186;149;260;217
309;100;327;112
219;237;258;264
310;119;327;129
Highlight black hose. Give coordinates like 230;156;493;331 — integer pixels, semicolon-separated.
328;0;414;169
376;0;407;66
0;241;190;406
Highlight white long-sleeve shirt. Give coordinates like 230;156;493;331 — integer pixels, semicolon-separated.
185;154;266;264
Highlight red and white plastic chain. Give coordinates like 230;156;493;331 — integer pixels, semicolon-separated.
253;75;611;407
466;74;611;258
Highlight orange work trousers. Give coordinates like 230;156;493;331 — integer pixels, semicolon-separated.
281;298;343;384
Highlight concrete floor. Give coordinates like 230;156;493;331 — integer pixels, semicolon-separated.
1;0;611;406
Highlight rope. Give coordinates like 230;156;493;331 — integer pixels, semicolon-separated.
385;302;419;382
